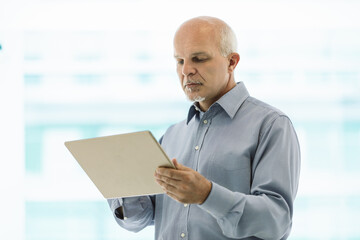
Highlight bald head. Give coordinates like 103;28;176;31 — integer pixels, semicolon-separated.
174;16;237;57
173;16;240;111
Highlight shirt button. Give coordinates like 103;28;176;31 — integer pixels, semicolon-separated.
195;146;199;150
203;119;208;124
181;233;186;238
184;204;188;207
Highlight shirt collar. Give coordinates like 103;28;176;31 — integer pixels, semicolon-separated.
186;82;249;124
187;102;202;124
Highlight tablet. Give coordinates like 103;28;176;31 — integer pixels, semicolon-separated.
65;130;175;198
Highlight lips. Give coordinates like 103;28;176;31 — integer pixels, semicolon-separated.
184;81;202;88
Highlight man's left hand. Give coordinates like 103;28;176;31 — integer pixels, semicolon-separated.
154;158;212;204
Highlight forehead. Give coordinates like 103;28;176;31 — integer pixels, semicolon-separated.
173;25;220;57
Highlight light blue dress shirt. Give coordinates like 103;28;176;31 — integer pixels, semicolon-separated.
108;82;301;240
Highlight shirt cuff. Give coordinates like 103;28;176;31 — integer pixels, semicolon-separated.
199;182;240;219
122;196;150;219
108;198;123;213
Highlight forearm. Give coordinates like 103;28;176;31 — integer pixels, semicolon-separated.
200;182;292;239
107;196;154;232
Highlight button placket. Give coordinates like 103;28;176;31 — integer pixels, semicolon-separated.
194;118;211;152
192;115;212;172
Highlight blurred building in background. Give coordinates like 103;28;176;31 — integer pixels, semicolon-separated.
0;0;359;239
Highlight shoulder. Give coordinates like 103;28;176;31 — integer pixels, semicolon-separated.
241;96;293;135
160;119;188;144
245;96;286;117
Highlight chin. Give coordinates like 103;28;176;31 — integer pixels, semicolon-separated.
193;96;206;102
186;94;206;102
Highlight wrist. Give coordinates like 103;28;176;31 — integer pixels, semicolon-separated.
199;180;212;204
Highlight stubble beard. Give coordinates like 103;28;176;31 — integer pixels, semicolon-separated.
183;78;206;103
192;96;206;102
185;88;206;103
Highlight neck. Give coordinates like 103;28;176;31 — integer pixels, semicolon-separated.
198;79;236;111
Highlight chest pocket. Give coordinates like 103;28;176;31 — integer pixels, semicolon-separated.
206;145;252;194
209;141;252;170
212;152;250;170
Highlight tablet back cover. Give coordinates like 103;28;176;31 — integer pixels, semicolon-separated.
65;131;174;198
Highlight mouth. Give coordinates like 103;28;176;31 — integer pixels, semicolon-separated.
184;81;203;89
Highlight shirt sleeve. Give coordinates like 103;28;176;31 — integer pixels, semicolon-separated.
107;196;155;233
199;115;301;239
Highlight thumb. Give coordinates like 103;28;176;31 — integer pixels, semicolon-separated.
172;158;189;170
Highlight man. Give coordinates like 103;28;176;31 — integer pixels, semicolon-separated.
108;16;300;240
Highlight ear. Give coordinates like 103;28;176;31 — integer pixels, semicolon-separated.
228;53;240;72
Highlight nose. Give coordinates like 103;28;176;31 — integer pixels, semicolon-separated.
182;60;196;76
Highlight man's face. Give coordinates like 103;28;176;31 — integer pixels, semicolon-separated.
174;26;232;110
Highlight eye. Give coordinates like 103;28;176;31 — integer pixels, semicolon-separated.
192;56;207;62
177;59;184;65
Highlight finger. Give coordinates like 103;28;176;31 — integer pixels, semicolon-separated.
155;178;168;189
155;173;180;188
156;168;183;180
165;190;188;204
172;158;181;169
166;191;182;203
156;178;181;197
156;180;169;193
172;158;192;171
161;185;183;202
161;182;178;195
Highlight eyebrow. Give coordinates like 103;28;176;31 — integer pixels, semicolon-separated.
174;51;210;58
